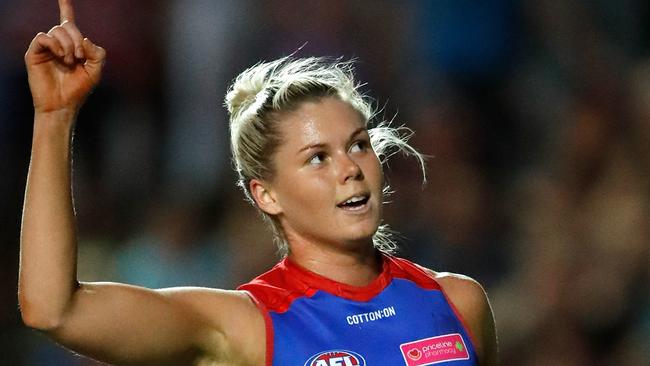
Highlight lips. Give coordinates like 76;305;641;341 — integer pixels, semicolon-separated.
337;193;370;210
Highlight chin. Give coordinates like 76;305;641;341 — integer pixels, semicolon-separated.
342;221;380;244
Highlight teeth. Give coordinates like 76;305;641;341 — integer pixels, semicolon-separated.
345;196;366;204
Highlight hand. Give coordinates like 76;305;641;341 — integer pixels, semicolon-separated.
25;0;106;115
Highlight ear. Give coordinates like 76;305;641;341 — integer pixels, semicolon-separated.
250;178;283;215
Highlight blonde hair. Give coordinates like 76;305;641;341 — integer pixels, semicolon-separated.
225;56;424;256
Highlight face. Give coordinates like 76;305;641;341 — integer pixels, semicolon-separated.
255;97;383;251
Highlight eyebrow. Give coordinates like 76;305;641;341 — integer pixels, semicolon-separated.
298;127;367;153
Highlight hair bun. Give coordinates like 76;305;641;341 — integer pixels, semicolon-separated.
225;80;261;117
225;61;277;118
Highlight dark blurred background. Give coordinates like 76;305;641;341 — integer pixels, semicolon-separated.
1;1;649;365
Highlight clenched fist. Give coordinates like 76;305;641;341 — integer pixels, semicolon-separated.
25;0;106;115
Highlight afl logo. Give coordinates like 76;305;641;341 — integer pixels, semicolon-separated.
304;350;366;366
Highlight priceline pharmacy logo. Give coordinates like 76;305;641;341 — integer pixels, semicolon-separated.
400;333;470;365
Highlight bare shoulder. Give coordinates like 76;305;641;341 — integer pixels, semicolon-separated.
430;271;488;314
157;287;266;365
426;270;499;366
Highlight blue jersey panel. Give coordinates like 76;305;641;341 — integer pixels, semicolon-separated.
271;278;477;365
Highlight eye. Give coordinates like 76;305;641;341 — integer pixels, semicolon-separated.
349;140;368;153
308;152;326;165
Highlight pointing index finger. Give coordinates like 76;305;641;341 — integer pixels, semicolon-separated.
58;0;75;23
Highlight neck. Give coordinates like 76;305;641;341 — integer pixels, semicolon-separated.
287;239;382;287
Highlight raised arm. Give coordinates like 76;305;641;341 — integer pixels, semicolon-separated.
18;2;264;364
20;0;107;330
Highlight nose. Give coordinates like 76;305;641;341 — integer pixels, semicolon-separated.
337;152;364;184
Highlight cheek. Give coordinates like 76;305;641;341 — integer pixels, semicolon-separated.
282;175;333;213
365;155;384;187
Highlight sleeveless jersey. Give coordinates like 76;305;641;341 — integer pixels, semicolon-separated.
238;254;479;366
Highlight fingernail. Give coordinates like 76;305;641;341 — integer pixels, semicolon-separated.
75;46;84;59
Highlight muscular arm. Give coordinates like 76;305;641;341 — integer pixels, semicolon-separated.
435;273;498;366
18;2;264;365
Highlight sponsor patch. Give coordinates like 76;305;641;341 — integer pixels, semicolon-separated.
400;333;469;365
304;350;366;366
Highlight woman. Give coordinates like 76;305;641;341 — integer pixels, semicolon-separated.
19;1;497;365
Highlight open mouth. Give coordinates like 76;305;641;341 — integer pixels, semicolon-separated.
337;195;370;211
